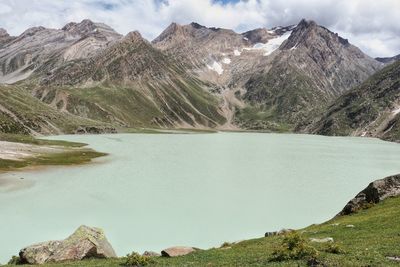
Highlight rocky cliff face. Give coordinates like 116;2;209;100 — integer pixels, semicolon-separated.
308;60;400;142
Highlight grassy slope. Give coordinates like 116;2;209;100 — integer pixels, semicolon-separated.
4;196;399;266
0;85;112;134
310;60;400;141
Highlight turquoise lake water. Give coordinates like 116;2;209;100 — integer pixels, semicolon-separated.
1;132;400;262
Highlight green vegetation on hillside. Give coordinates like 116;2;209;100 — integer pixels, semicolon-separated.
311;60;400;141
4;196;400;266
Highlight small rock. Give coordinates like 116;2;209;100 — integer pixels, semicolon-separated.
161;246;197;257
309;237;334;243
346;224;355;228
265;228;294;237
330;223;340;226
387;256;400;261
19;225;116;264
142;251;160;257
265;231;277;237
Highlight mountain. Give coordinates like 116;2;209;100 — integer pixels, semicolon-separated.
376;54;400;64
236;19;382;130
153;19;381;131
308;60;400;142
0;19;384;134
0;19;122;84
30;31;226;129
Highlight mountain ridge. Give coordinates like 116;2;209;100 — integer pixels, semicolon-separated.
0;18;392;135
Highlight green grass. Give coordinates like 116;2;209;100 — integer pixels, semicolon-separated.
0;150;106;171
0;134;106;171
3;196;400;266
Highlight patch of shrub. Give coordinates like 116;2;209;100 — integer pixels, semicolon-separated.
324;243;345;254
270;231;318;262
7;255;22;265
220;242;233;248
123;251;154;267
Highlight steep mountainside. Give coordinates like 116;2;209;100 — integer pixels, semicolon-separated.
0;19;384;134
153;20;381;131
0;19;122;84
30;31;226;129
308;60;400;142
0;84;114;135
237;19;382;129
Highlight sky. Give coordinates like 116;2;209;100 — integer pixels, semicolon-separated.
0;0;399;57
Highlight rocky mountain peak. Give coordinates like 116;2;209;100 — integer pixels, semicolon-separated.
281;18;350;50
242;28;274;44
123;31;145;43
297;18;318;29
20;26;47;37
152;22;184;43
61;19;120;40
0;28;9;37
190;22;205;29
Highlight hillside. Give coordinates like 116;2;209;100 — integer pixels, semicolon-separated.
308;60;400;142
4;186;400;266
0;84;114;135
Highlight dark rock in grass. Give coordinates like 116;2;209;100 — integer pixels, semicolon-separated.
161;246;197;257
19;225;116;264
338;174;400;216
142;251;160;257
265;228;294;237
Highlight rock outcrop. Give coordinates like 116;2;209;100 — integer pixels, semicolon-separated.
161;246;197;257
338;174;400;216
19;225;116;264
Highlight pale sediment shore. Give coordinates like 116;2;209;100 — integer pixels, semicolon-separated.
0;141;65;161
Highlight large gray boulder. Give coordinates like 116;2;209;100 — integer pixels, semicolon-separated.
161;246;197;257
19;225;116;264
338;174;400;216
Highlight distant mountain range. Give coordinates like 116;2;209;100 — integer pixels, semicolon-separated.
0;19;399;140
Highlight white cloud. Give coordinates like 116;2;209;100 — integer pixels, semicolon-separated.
0;0;399;57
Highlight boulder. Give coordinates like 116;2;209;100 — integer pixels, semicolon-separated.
265;228;294;237
161;246;196;257
309;237;334;243
338;174;400;216
19;225;116;264
142;251;160;257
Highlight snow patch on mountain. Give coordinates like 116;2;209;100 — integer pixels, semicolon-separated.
234;49;241;56
222;58;231;64
392;107;400;115
244;31;292;56
207;61;223;75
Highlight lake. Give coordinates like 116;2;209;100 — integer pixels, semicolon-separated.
1;132;400;262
